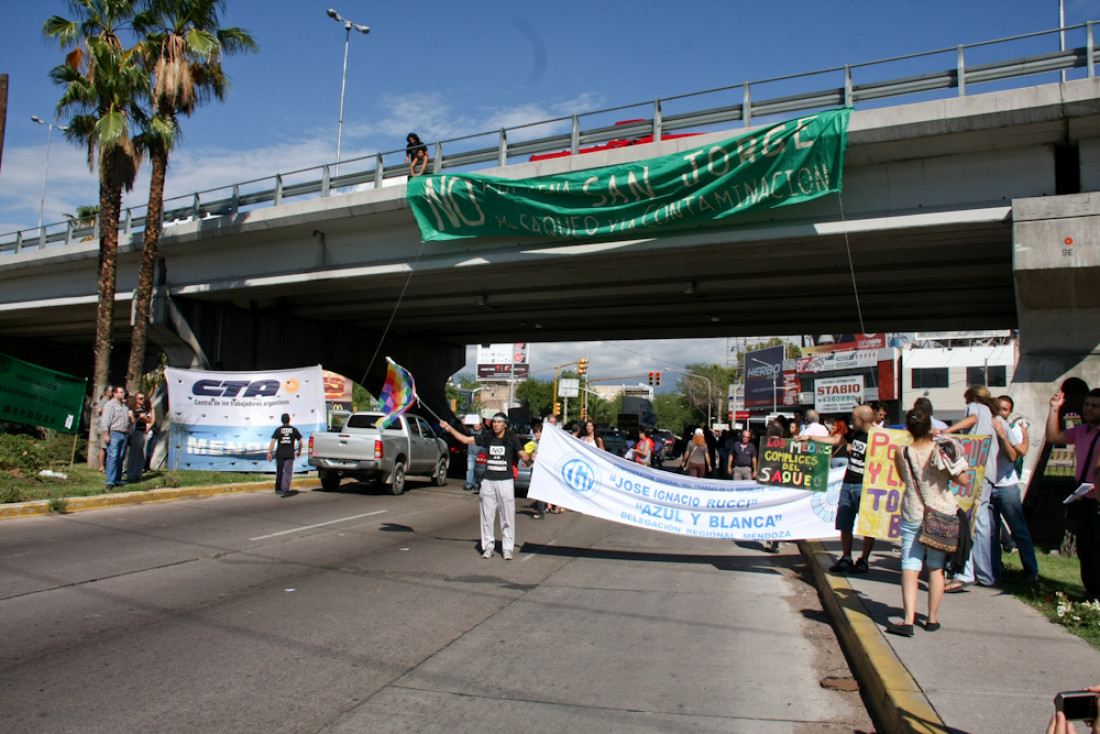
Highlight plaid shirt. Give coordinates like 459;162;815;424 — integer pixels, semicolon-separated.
100;399;131;433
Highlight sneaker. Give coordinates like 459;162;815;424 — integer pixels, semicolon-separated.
763;541;780;554
481;548;493;559
851;557;870;574
886;622;914;637
503;550;513;561
829;556;854;573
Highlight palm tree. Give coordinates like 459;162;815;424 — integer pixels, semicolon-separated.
62;203;100;240
46;0;148;466
125;0;256;392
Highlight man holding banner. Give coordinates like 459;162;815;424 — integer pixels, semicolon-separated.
442;412;531;560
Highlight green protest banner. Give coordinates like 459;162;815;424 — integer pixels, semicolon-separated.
0;353;86;434
408;108;850;242
756;435;832;491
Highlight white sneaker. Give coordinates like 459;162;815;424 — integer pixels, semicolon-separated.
503;550;513;561
481;548;493;559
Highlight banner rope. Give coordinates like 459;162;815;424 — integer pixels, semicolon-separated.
837;191;878;390
358;238;429;388
837;191;866;336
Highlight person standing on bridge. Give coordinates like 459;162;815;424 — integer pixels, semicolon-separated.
441;412;530;560
406;133;429;177
266;413;302;497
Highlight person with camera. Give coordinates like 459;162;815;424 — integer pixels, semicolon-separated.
1046;685;1099;733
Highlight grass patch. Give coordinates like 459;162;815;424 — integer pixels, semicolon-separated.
0;464;273;504
1000;550;1100;651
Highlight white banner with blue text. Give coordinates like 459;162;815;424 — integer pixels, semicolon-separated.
529;425;843;541
165;365;326;472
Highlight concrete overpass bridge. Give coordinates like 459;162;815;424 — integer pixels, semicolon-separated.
3;30;1100;425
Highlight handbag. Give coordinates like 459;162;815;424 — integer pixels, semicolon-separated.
905;447;960;554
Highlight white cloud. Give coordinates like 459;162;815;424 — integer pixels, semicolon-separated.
1;89;607;236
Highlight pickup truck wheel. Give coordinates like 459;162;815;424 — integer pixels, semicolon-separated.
319;470;340;492
389;462;406;495
433;457;448;487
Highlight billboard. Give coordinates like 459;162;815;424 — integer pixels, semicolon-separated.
476;343;529;380
801;333;886;355
744;345;784;408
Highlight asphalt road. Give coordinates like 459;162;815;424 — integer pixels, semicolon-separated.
0;478;874;733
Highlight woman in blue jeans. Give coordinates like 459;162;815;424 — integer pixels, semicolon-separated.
887;408;969;637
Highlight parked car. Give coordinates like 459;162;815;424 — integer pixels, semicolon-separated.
308;412;448;495
600;431;629;458
654;429;677;460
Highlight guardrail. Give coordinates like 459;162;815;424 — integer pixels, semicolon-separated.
3;22;1095;256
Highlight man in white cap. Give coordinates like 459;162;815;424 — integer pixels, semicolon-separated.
441;412;530;560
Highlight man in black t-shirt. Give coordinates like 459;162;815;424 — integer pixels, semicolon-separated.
266;413;303;497
441;412;530;560
798;404;876;574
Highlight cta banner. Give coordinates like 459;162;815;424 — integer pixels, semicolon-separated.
855;427;991;541
409;109;850;241
529;425;843;541
165;366;326;472
0;353;86;433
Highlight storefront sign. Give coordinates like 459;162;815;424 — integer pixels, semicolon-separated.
815;375;864;413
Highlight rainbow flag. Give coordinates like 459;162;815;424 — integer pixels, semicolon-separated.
375;358;418;428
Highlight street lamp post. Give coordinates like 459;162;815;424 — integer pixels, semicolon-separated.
749;357;778;416
30;116;67;231
326;9;370;176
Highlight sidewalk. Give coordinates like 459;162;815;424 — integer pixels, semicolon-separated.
0;476;320;519
804;539;1100;734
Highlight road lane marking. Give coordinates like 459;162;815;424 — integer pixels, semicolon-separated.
250;510;388;540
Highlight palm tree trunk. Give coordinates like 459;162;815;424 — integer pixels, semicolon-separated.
126;143;167;393
86;180;124;466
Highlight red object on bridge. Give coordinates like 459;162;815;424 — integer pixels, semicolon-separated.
529;120;701;162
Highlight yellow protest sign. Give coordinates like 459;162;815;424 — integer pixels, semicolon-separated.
855;427;990;541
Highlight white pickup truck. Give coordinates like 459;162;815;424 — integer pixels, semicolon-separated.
307;412;448;495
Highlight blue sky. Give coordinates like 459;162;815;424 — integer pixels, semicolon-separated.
0;0;1094;389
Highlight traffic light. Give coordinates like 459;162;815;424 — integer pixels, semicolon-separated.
578;358;588;375
655;371;661;386
580;406;587;419
553;402;561;416
648;371;654;385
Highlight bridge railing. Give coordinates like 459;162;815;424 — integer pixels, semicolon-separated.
3;22;1095;256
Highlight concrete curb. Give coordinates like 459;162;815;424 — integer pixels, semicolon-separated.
0;477;321;519
800;540;948;734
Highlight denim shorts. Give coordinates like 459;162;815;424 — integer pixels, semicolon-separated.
835;482;861;532
899;517;949;572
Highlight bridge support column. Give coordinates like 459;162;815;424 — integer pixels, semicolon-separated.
1011;194;1100;514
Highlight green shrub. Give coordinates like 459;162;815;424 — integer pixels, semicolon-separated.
0;435;49;476
47;497;69;514
0;485;28;504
